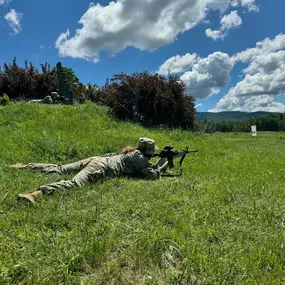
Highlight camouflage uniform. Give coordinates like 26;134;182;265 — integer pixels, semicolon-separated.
28;95;53;104
42;95;53;104
27;150;160;195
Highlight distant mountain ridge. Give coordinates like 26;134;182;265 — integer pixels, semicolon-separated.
196;111;282;122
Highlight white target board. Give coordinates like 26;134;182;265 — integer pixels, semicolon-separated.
251;125;257;136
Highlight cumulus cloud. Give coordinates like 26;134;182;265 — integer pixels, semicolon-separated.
205;10;242;40
227;0;259;12
205;0;258;41
157;34;285;112
180;52;234;99
211;94;285;113
205;29;222;41
206;0;252;13
4;9;23;34
0;0;11;6
55;0;246;61
157;53;199;75
211;35;285;112
221;10;242;29
232;34;285;63
243;50;285;76
240;0;259;12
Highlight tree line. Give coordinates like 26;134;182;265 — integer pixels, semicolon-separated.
195;113;285;133
0;58;196;129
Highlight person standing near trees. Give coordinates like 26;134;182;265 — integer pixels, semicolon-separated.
10;138;184;204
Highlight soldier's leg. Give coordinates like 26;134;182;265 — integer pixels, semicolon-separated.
38;162;105;195
72;162;105;187
26;163;59;172
17;159;106;203
10;163;63;173
24;157;97;175
26;163;68;174
9;163;28;169
59;157;99;174
18;178;79;203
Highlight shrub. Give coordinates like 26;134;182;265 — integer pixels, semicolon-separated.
0;93;10;105
103;71;196;129
0;59;88;102
0;58;58;101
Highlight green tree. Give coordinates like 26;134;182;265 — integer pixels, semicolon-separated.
103;71;196;129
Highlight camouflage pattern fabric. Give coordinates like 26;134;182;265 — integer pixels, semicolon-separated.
27;150;160;195
27;95;53;104
42;96;53;104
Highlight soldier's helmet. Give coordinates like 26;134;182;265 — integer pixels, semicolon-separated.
138;138;159;155
42;95;53;104
51;92;59;101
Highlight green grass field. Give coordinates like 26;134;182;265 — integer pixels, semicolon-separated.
1;103;285;284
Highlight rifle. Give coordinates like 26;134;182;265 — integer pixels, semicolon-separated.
152;146;198;176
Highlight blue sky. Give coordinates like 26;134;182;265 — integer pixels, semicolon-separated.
1;0;285;112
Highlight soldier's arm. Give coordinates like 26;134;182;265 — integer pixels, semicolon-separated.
139;167;160;180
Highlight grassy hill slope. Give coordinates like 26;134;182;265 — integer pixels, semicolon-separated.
1;103;285;284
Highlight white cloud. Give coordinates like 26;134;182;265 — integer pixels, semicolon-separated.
157;53;199;75
205;0;258;41
4;9;23;35
55;0;246;61
240;0;259;12
180;52;234;99
159;34;285;112
0;0;11;6
54;0;260;62
211;35;285;112
230;0;239;8
211;94;285;113
221;10;242;29
196;103;203;108
205;29;222;41
243;50;285;76
40;45;45;49
205;10;242;40
232;34;285;63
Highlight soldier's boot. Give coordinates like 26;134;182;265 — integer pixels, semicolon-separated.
17;190;43;204
9;163;27;169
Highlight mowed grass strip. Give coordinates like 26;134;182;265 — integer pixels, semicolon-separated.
1;103;285;284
